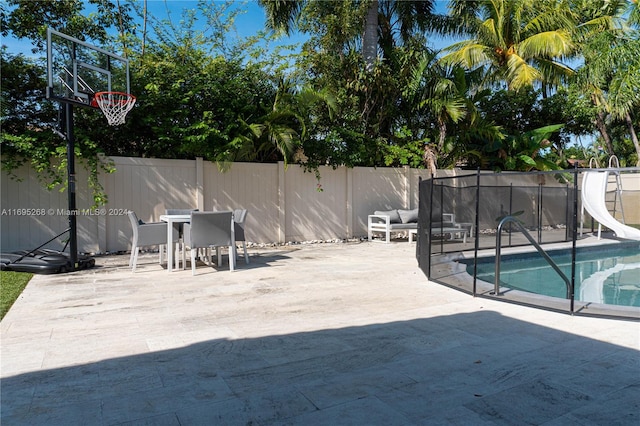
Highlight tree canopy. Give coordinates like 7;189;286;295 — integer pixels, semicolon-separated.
2;0;639;197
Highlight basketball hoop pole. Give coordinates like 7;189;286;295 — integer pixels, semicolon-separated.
64;103;78;271
46;28;133;270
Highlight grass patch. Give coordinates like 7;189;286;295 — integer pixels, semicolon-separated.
1;271;33;320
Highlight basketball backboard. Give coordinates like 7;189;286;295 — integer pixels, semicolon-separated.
46;28;130;108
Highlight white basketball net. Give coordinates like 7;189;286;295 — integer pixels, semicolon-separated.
93;92;136;126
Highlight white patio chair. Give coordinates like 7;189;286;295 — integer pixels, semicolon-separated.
183;211;237;274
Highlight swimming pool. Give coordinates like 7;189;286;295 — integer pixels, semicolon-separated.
470;243;640;308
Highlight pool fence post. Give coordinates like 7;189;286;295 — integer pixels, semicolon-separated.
438;181;444;254
427;174;434;278
508;183;513;246
472;168;480;296
570;166;579;314
537;181;543;243
565;181;570;241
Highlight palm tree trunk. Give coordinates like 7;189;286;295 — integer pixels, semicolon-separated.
624;112;640;166
437;119;446;152
117;0;127;55
423;144;437;175
594;110;615;155
362;0;378;71
142;0;147;56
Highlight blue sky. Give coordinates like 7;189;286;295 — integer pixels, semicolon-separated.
2;0;454;57
148;0;453;48
142;0;450;35
2;1;278;56
144;0;271;37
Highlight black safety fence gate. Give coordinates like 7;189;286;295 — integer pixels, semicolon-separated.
416;167;640;318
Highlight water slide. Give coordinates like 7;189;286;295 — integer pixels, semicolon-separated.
581;170;640;240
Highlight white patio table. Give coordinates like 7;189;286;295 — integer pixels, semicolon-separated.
159;214;191;272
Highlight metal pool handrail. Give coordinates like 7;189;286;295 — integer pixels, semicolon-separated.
494;216;571;299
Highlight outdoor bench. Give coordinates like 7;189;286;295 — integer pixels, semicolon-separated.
368;209;470;243
368;209;419;243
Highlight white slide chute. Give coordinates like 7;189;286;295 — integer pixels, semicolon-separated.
581;170;640;240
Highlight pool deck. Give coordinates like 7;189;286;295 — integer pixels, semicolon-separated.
1;241;639;425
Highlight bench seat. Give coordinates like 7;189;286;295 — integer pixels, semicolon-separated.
367;209;418;243
369;210;468;243
431;227;469;244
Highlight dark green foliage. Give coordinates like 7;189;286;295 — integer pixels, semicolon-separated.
1;0;133;50
2;0;639;189
1;49;114;205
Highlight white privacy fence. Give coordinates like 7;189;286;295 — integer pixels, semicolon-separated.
3;157;639;254
1;157;437;253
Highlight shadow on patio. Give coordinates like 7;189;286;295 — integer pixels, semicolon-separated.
2;309;638;425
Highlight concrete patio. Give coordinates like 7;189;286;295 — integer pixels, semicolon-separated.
1;241;638;425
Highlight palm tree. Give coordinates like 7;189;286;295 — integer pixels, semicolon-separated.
258;0;441;170
221;79;336;167
405;51;468;173
257;0;435;69
570;0;640;163
440;0;576;91
580;33;640;164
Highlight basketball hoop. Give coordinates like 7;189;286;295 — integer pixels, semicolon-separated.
92;91;136;126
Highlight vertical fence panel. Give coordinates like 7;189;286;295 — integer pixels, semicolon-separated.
283;165;348;241
204;162;280;244
351;167;407;237
0;161;99;253
102;157;197;252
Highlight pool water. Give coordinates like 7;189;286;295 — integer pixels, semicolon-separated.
471;244;640;308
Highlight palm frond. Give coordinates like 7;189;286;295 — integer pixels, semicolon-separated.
533;57;575;87
478;17;501;47
506;53;541;89
248;123;266;139
258;0;305;35
608;62;640;118
629;1;640;28
519;30;574;58
440;42;492;69
264;124;298;164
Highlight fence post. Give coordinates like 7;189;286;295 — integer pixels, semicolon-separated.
278;161;286;243
570;167;578;314
196;157;204;211
97;154;108;253
473;168;480;296
403;165;410;208
346;167;353;238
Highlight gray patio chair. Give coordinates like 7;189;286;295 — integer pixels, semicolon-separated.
234;209;250;264
183;211;236;274
128;210;177;272
165;208;198;232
